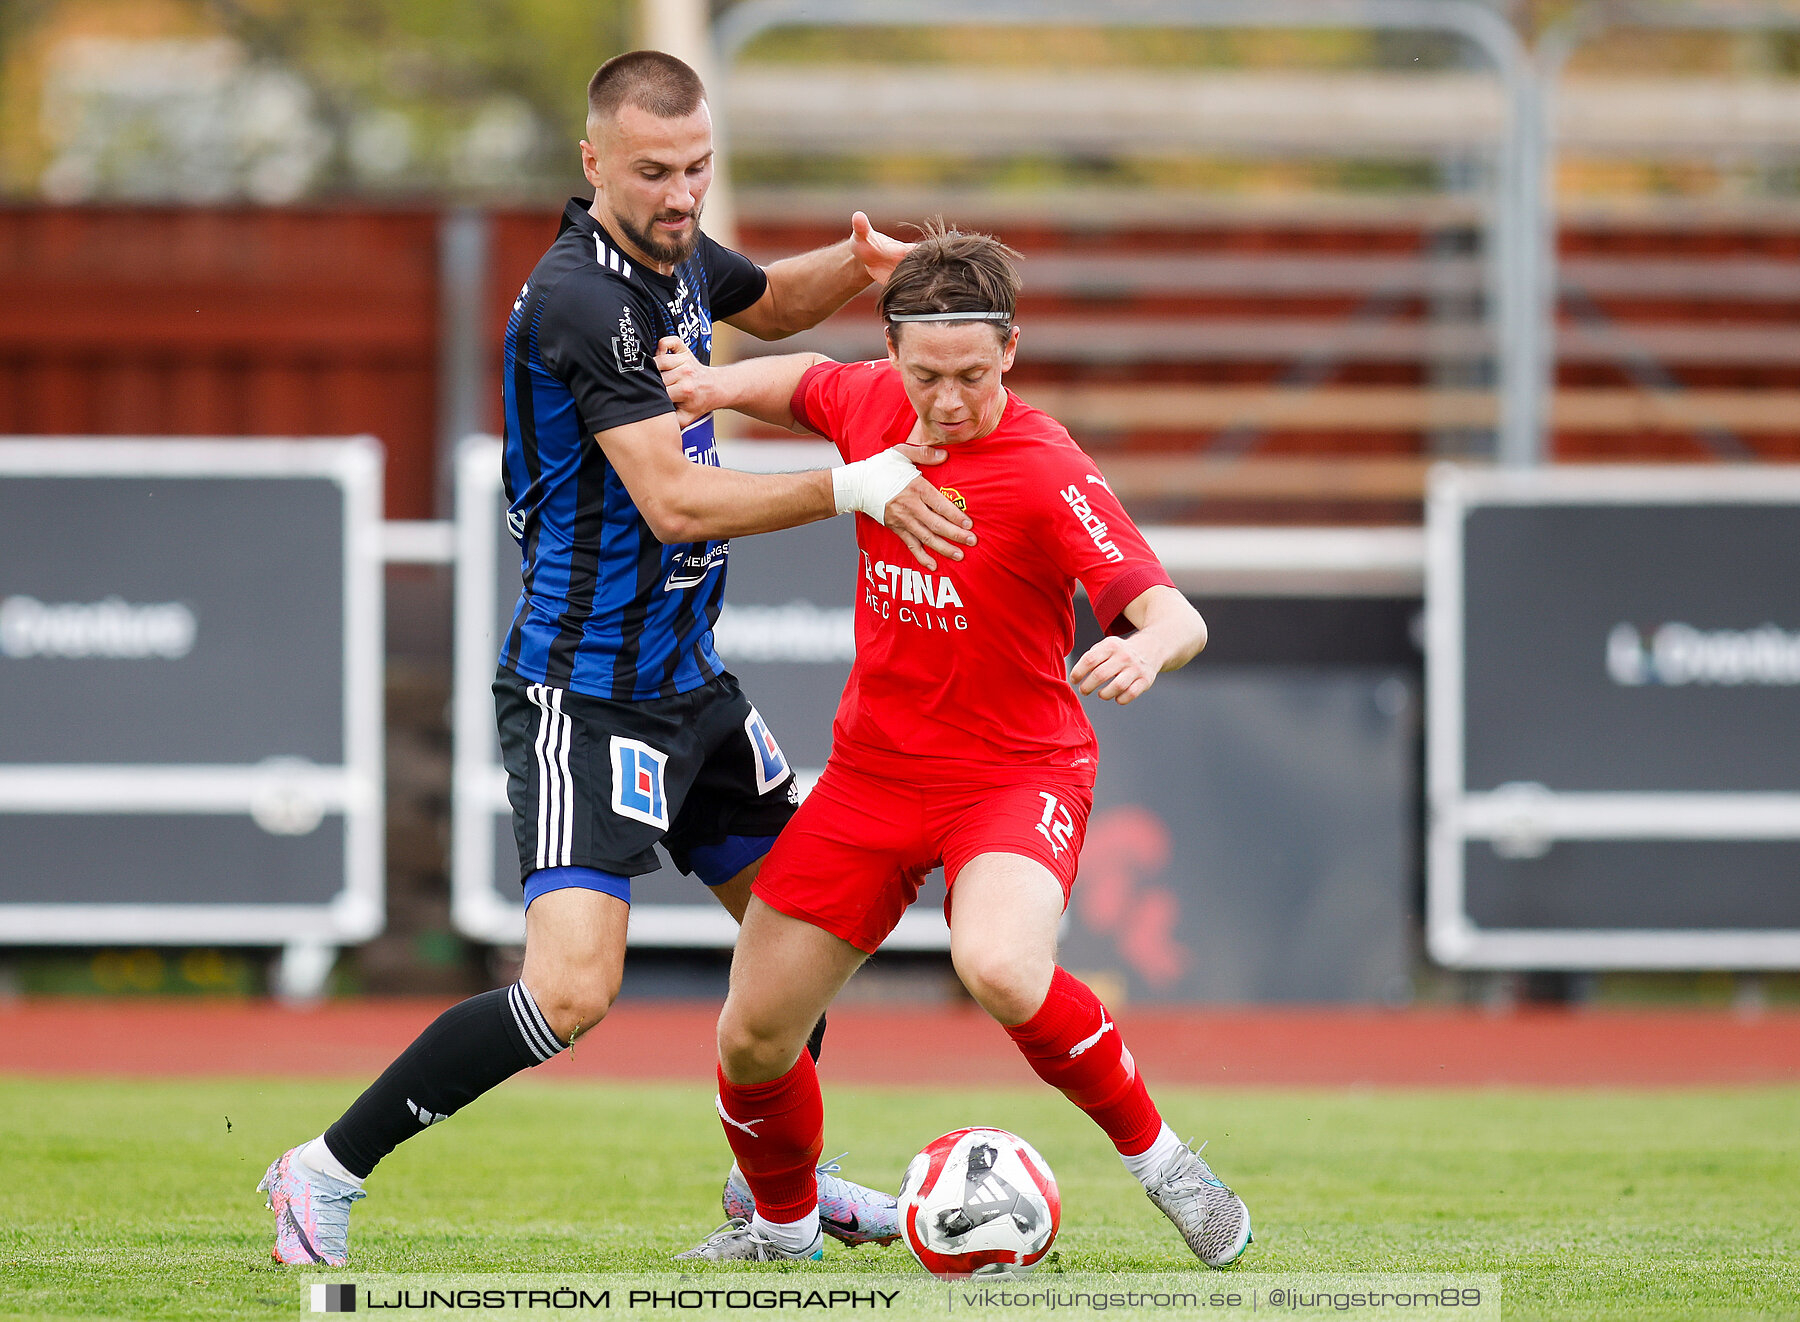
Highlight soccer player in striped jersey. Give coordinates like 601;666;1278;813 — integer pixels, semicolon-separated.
258;51;972;1268
662;227;1253;1267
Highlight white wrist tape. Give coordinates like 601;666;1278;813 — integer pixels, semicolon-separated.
831;448;920;520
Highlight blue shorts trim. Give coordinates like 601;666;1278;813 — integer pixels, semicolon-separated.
684;834;780;887
523;865;632;911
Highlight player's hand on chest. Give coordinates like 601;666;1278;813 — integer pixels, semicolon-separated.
856;452;1038;633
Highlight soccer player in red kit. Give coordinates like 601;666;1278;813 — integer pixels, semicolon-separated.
659;226;1252;1268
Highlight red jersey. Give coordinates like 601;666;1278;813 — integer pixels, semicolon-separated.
791;359;1174;778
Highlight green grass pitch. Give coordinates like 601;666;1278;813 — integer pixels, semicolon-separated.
1;1076;1796;1320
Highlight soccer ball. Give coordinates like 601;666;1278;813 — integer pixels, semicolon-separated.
898;1128;1060;1279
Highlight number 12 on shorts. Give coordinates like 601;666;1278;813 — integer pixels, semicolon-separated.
1036;792;1076;859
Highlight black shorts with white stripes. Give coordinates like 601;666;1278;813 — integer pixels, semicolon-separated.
493;665;799;885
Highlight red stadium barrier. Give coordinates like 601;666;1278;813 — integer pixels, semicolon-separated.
3;998;1798;1087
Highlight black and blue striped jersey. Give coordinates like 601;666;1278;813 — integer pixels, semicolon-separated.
499;198;768;701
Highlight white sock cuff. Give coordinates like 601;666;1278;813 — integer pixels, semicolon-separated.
1119;1124;1184;1186
752;1209;821;1252
300;1135;365;1188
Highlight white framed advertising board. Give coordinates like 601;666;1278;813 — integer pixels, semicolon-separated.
0;438;385;976
1427;464;1800;968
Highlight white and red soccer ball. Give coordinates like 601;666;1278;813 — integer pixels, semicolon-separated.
898;1128;1061;1279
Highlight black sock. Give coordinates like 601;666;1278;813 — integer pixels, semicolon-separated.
323;982;564;1178
806;1013;827;1063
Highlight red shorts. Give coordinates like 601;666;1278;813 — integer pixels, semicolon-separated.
752;758;1094;953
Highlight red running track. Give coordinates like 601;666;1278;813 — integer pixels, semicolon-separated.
3;999;1799;1087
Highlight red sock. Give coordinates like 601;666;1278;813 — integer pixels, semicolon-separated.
715;1055;824;1223
1004;967;1163;1157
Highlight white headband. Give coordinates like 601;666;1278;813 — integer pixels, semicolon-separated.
885;311;1013;323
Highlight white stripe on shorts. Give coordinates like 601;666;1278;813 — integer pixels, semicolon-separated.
528;683;574;870
554;688;573;863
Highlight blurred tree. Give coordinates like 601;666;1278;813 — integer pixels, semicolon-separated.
0;0;630;201
207;0;629;194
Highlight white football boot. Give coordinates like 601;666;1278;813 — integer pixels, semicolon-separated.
1144;1141;1253;1268
675;1218;825;1262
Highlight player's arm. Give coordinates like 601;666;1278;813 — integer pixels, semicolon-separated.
657;338;825;432
595;411;972;568
723;212;910;340
544;274;969;566
1071;586;1208;706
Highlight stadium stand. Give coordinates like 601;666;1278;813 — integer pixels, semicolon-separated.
3;200;1796;527
727;191;1800;524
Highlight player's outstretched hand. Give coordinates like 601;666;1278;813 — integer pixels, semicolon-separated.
884;472;976;572
1071;635;1158;706
852;211;913;287
656;337;712;428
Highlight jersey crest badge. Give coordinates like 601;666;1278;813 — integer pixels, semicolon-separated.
939;486;967;512
610;736;669;828
744;708;789;794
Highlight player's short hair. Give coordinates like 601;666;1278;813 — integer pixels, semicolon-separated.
878;221;1023;346
586;50;706;128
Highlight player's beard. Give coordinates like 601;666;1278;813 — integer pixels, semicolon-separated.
616;201;704;266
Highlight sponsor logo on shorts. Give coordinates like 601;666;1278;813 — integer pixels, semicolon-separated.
1061;484;1123;564
744;708;790;794
610;736;669;829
